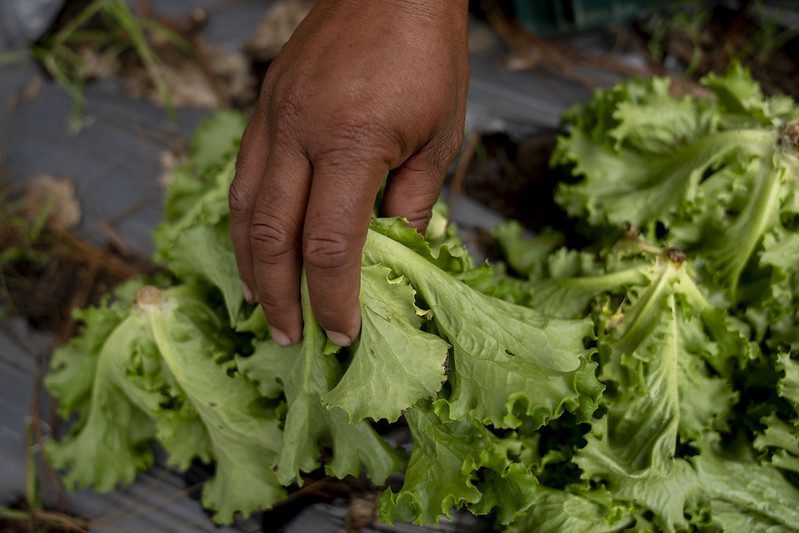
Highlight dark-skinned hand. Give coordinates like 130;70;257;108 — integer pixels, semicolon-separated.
229;0;469;347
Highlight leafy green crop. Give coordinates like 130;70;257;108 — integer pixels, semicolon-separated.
47;66;799;531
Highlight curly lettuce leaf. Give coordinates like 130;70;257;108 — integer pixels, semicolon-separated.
154;161;243;322
754;413;799;474
45;280;143;417
365;221;602;429
237;278;403;486
492;222;565;278
552;70;780;230
704;153;785;301
529;250;652;319
46;309;163;492
378;403;537;526
507;487;633;533
575;262;744;529
553;65;799;306
188;111;246;174
777;352;799;410
701;62;772;125
370;216;472;273
322;265;449;423
155;403;214;470
163;111;246;220
470;463;540;525
694;434;799;531
138;284;285;523
555;125;772;230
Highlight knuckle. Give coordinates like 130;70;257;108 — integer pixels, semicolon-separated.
334;113;375;142
264;83;307;145
228;178;253;222
240;110;266;145
303;229;356;271
323;111;391;153
257;294;282;314
313;126;395;169
433;131;463;169
250;215;296;264
233;154;252;179
270;85;305;124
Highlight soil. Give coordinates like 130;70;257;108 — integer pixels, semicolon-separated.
634;2;799;99
0;183;154;339
447;132;566;231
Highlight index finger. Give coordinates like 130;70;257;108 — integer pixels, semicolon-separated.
229;111;269;302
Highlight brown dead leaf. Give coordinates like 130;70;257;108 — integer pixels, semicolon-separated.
345;494;377;532
668;76;713;98
143;61;220;108
201;41;256;107
75;47;122;81
25;175;81;232
124;38;255;109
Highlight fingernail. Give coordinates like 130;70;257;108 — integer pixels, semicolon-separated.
242;282;256;303
270;327;293;347
325;330;353;347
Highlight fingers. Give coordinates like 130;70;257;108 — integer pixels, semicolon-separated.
249;146;312;346
381;143;450;232
230;111;269;303
303;156;388;345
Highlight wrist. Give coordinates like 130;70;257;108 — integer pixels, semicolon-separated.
324;0;468;22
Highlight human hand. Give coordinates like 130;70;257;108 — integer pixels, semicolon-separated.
229;0;469;347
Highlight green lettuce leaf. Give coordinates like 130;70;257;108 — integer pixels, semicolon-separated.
163;111;245;220
575;261;743;529
701;62;772;125
555;125;772;231
777;352;799;410
703;154;785;301
529;250;651;319
551;70;777;231
155;403;214;470
507;487;633;533
754;413;799;474
237;278;403;486
46;306;163;492
378;403;537;526
138;284;285;523
322;264;449;423
553;65;799;306
154;161;243;322
188;111;247;174
492;222;565;278
694;434;799;531
45;280;143;417
470;463;540;525
365;221;602;429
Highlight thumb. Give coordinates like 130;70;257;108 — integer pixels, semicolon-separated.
381;146;450;232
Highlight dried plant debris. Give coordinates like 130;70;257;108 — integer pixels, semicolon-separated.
245;0;314;62
24;175;81;233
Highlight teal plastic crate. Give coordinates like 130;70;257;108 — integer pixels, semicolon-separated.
513;0;652;36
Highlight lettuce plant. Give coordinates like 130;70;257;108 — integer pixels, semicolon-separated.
47;65;799;531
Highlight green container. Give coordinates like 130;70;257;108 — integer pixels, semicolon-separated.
513;0;652;36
